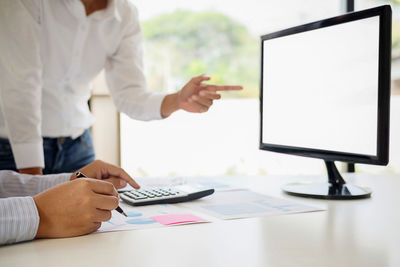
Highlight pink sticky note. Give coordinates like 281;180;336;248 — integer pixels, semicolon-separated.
150;214;205;226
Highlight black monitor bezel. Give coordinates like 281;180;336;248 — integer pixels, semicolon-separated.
259;5;392;165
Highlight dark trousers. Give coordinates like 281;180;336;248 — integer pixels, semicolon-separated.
0;129;95;174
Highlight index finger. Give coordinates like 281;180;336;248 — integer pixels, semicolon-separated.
202;85;243;92
102;164;140;189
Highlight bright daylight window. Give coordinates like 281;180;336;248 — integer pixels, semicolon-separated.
119;0;399;177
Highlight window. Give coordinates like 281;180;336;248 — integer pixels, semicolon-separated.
119;0;346;177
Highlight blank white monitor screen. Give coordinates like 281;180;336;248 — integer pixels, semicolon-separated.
262;16;380;156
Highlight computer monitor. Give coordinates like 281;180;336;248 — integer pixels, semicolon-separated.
259;5;392;200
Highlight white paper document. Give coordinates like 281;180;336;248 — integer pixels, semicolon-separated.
180;190;323;220
98;188;323;233
98;203;211;233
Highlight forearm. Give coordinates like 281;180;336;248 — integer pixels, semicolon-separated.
0;196;39;245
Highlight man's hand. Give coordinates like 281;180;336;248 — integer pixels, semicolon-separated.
19;167;43;175
71;160;140;190
33;178;119;238
161;74;243;117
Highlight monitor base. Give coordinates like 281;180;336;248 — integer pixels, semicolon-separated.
282;160;371;200
282;182;371;200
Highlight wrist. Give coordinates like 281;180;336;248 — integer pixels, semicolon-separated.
161;93;180;118
70;172;78;181
33;194;47;238
19;167;43;175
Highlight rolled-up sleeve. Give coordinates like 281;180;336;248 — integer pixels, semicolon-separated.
105;4;167;121
0;0;44;169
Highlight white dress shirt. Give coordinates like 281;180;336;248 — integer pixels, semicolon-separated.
0;171;71;245
0;0;166;169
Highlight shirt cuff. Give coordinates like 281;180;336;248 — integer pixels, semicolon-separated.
11;142;44;169
0;196;39;245
148;93;168;120
122;92;167;121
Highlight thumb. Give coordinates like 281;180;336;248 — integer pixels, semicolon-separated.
190;74;210;84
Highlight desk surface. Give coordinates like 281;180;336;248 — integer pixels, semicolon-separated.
1;173;399;267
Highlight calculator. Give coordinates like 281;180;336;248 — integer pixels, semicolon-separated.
119;185;215;206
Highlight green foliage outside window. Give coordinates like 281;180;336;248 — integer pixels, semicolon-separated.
372;0;400;57
142;10;259;98
394;22;400;58
141;7;399;98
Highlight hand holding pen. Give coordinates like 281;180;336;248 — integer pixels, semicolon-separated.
71;160;141;216
75;171;128;217
35;160;139;238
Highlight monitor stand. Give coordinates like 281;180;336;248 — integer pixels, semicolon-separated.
282;160;371;200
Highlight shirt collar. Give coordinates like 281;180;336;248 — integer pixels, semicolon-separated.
65;0;121;22
90;0;121;21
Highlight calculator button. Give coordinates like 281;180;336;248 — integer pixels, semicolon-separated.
126;192;147;200
125;192;135;198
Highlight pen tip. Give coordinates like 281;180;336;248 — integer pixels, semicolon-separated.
122;211;128;217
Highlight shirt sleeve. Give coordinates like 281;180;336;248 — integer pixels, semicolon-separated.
0;170;71;245
0;197;39;245
104;4;167;121
0;170;71;198
0;0;44;169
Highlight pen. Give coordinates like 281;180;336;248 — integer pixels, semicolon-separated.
75;171;128;217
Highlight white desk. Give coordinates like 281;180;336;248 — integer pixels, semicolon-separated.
1;173;399;267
